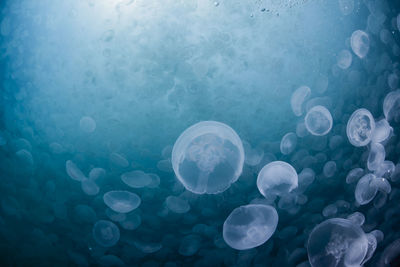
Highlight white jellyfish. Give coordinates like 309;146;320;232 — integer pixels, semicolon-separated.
323;161;337;178
346;168;364;184
291;86;311;117
165;196;190;214
307;218;368;267
171;121;244;194
355;174;378;205
280;132;297;155
121;170;152;188
367;143;385;171
92;220;120;247
304;105;333;136
337;50;352;69
80;116;96;133
257;161;298;197
103;191;141;213
372;119;392;143
351;30;370;59
243;141;264;166
346;108;375;147
223;204;278;250
81;179;100;196
383;90;400;122
346;212;365;226
66;160;86;181
89;168;106;180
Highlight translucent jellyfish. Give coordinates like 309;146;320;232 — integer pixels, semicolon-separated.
103;191;141;213
337;50;352;69
73;204;97;224
134;241;162;254
372;119;392;143
119;213;141;230
157;159;173;173
297;168;315;193
243;141;264;166
79;116;96;133
291;86;311;117
307;218;368;267
381;238;400;266
15;149;34;166
374;160;395;178
280;132;297;155
121;170;152;188
338;0;354;15
323;161;337;178
179;235;202;256
370;177;391;194
257;161;298;197
171;121;244;194
146;173;161;188
66;160;86;181
367;142;385;171
351;30;370;59
346;168;364;184
81;179;100;196
322;204;338;217
362;233;377;265
388;73;399;89
105;209;126;222
223;204;278;250
355;174;378;205
383;90;400;122
346;108;375;147
346;212;365;226
165;196;190;214
304;105;333;136
109;152;129;168
92;220;120;247
89;168;106;180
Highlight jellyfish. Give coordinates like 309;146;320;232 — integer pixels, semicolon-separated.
257;161;298;197
165;196;190;214
345;168;364;184
79;116;96;133
323;161;337;178
355;174;378;205
121;170;152;188
337;50;352;69
291;86;311;117
109;152;129;168
103;191;141;213
81;179;100;196
92;220;120;247
304;105;333;136
307;218;368;267
223;204;278;250
66;160;86;181
351;30;370;59
346;212;365;226
367;143;385;171
171;121;244;194
383;90;400;122
280;132;297;155
371;119;392;143
338;0;354;15
346;108;375;147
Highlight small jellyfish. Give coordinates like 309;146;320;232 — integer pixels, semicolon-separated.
370;177;391;194
337;50;352;69
338;0;354;15
165;196;190;214
81;179;100;196
346;168;364;184
307;218;368;267
89;168;106;180
80;116;96;133
171;121;244;194
323;161;337;178
367;143;385;171
103;191;141;213
351;30;370;59
383;90;400;122
243;141;264;166
374;160;395;178
304;105;333;136
346;108;375;147
119;213;141;230
355;174;378;205
92;220;120;247
346;212;365;226
280;132;297;155
371;119;392;143
146;173;161;188
109;152;129;168
291;86;311;117
66;160;86;181
223;204;278;250
179;235;202;256
257;161;298;197
121;170;152;188
362;233;377;265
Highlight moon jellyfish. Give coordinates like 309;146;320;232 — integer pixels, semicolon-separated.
372;119;392;143
92;220;120;247
337;50;352;69
351;30;370;59
367;143;385;171
355;174;378;205
103;191;141;213
280;132;297;155
110;152;129;168
345;168;364;184
79;116;96;133
304;105;333;136
179;235;202;256
370;177;391;194
81;179;100;196
223;204;278;250
346;108;375;147
291;86;311;117
346;212;365;226
257;161;298;197
66;160;86;181
243;141;264;166
323;161;337;178
383;90;400;122
362;233;377;265
165;196;190;214
121;170;152;188
307;218;368;267
89;168;106;180
171;121;244;194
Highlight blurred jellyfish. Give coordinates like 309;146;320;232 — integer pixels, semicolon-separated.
280;132;297;155
372;119;392;143
304;105;333;136
291;86;311;117
89;168;106;180
346;108;375;147
367;143;385;171
165;196;190;214
355;174;378;205
346;168;364;184
103;191;141;213
109;152;129;168
383;90;400;122
337;50;352;69
243;141;264;166
171;121;244;194
323;161;337;178
80;116;96;133
338;0;354;15
66;160;86;181
179;235;202;256
223;204;278;250
370;177;391;194
81;179;100;196
346;212;365;226
92;220;120;247
351;30;370;58
257;161;298;197
307;218;368;267
121;170;152;188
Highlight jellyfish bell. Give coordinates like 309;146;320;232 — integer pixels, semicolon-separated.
92;220;120;247
346;108;375;147
171;121;244;194
304;105;333;136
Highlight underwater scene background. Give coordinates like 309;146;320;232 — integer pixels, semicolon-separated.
1;0;400;266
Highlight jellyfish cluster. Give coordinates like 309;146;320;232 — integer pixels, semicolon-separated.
1;0;400;266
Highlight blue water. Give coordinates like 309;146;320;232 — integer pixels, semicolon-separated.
0;0;400;266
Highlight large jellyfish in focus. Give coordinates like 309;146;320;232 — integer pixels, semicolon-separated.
171;121;244;194
307;218;369;267
346;108;375;147
304;105;333;136
223;204;278;250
